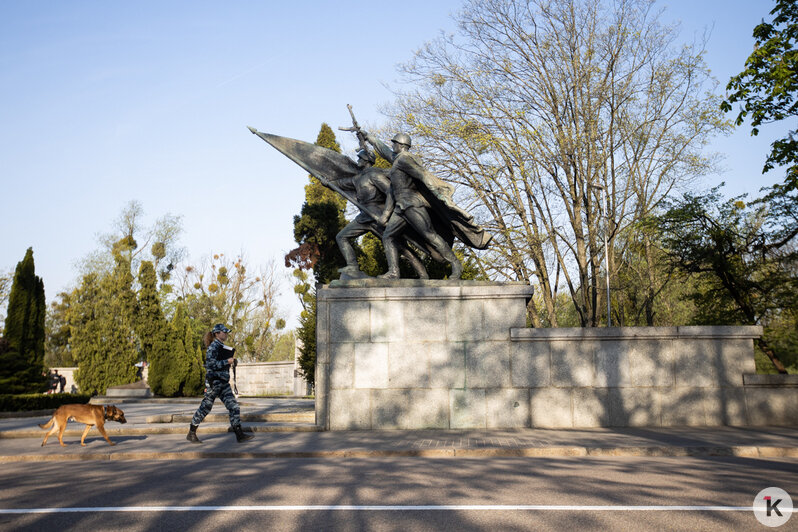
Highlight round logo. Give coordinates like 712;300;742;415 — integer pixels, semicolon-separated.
754;487;793;527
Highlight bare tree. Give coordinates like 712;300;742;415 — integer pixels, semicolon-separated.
387;0;728;325
78;200;185;286
174;253;287;361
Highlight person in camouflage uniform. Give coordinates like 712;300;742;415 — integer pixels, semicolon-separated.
187;323;253;444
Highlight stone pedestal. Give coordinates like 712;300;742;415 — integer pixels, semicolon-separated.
315;280;534;430
316;281;786;430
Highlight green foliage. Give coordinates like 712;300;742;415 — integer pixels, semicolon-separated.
0;270;11;325
656;188;798;373
149;303;205;397
722;0;798;185
70;244;139;395
295;295;316;386
0;393;91;412
135;261;167;364
45;292;73;367
269;330;296;361
292;202;347;283
177;253;285;362
1;248;47;394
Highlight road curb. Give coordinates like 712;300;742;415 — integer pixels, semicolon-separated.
1;445;797;462
0;424;322;440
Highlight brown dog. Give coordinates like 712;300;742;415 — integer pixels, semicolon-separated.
39;404;127;447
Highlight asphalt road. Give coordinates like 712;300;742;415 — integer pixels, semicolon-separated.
1;455;796;531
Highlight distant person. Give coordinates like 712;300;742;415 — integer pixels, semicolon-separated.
59;374;66;393
186;324;253;444
49;370;60;394
134;360;148;381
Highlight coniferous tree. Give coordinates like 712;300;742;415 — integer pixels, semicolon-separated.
68;273;102;393
135;261;167;363
72;242;139;394
1;248;47;393
287;124;348;387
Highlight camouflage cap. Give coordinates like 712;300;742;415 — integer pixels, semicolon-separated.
212;323;231;334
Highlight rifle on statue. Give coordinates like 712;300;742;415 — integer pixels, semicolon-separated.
338;104;369;155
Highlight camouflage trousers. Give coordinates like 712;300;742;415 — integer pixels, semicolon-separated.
191;379;240;427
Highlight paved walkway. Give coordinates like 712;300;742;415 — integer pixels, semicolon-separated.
1;398;797;462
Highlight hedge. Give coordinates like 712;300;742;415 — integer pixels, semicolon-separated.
0;393;92;412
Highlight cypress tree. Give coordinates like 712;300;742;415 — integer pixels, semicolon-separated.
135;261;172;392
136;261;166;358
287;124;348;387
1;248;47;393
72;244;139;394
68;273;103;394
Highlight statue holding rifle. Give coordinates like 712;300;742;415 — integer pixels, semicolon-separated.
248;105;491;280
360;129;492;279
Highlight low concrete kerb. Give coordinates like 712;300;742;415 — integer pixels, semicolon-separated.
1;445;797;463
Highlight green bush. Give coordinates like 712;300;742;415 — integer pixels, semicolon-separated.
0;393;92;412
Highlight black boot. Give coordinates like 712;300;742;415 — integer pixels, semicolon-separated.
186;423;202;444
233;425;254;443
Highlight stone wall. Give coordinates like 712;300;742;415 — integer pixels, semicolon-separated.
235;360;309;396
510;326;795;427
52;358;311;397
316;281;795;430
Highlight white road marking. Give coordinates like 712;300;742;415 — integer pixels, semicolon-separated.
1;504;789;514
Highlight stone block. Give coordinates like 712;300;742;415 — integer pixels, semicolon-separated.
446;299;484;341
402;300;447;341
316;300;330;361
672;339;719;387
595;341;631;387
386;285;461;301
315;362;329;429
330;300;371;343
388;342;430;388
329;388;370;430
608;388;661;427
714;339;753;385
486;388;530;428
530;387;572;428
573;388;609;427
428;343;466;388
745;387;798;426
330;343;355;390
370;300;405;343
511;341;550;387
466;342;511;388
484;299;526;340
660;387;707;426
550;341;595;387
450;389;487;428
354;343;389;389
629;340;674;387
703;387;750;426
372;389;449;429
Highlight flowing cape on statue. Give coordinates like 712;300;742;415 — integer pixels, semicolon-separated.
391;151;492;250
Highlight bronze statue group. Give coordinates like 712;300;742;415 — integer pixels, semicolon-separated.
249;106;491;281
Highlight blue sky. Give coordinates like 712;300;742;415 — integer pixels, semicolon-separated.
0;0;789;327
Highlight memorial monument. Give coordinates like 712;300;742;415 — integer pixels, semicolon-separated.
249;111;781;431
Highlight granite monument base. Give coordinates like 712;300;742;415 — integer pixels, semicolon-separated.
316;281;791;430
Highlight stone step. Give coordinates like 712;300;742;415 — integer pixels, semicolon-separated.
147;412;315;424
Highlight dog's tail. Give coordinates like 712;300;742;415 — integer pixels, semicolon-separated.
38;417;54;430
